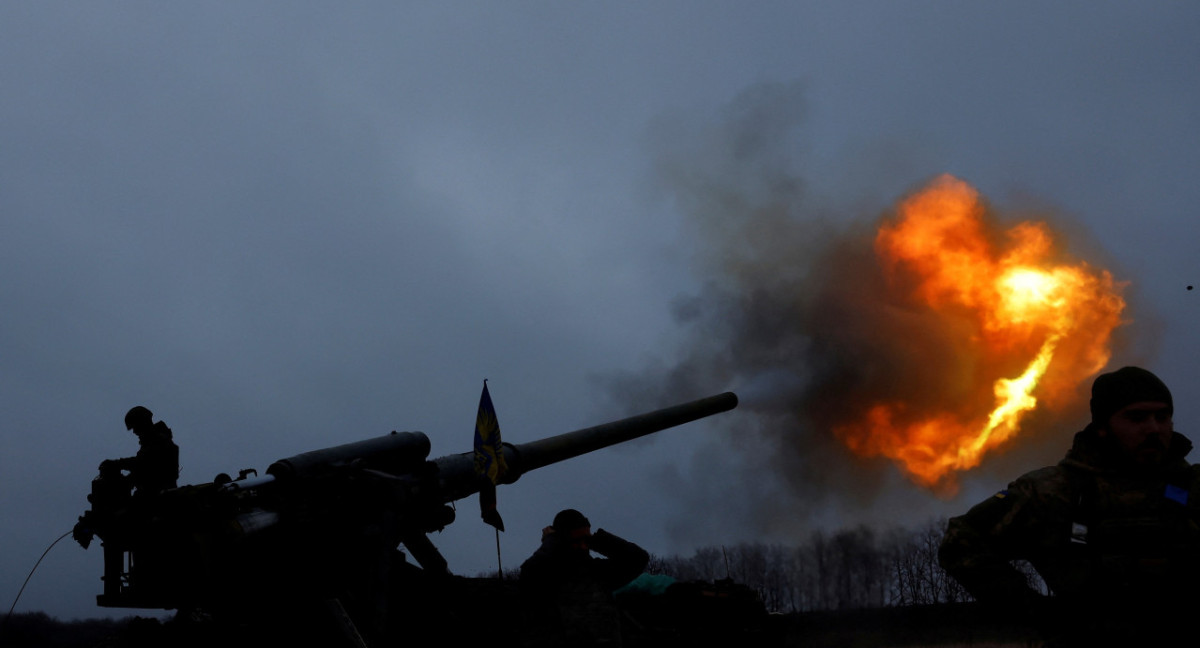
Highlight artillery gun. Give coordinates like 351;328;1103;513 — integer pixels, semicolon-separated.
73;392;738;646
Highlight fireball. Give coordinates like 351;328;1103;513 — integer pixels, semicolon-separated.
834;175;1125;492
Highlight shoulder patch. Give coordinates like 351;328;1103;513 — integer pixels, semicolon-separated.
1164;484;1188;506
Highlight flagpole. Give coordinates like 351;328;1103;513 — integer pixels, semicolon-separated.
476;379;507;576
494;528;503;579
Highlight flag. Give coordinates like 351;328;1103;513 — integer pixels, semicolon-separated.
473;380;508;483
474;380;507;531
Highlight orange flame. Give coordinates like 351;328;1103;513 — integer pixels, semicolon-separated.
834;175;1125;493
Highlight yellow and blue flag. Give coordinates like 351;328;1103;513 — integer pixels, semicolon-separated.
474;380;508;484
474;380;507;531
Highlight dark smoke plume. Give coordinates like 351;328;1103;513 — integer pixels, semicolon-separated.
605;82;1140;546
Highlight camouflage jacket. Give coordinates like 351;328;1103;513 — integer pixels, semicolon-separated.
519;529;649;647
939;428;1200;609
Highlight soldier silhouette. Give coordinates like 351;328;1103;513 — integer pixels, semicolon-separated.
73;406;180;600
103;406;179;497
519;509;648;647
940;367;1200;646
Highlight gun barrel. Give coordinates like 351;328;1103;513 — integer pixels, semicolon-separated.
504;391;738;478
267;431;432;480
433;391;737;502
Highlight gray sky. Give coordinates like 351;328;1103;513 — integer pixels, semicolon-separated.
3;2;1199;620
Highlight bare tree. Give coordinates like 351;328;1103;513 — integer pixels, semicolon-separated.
884;517;972;605
646;516;990;613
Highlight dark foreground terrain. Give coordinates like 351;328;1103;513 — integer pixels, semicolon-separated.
3;603;1044;648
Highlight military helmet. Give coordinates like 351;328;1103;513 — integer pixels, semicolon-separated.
124;406;153;431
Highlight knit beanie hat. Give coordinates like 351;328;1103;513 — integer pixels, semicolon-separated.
552;508;590;532
1090;366;1173;426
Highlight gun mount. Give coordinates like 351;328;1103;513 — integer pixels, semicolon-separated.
73;392;737;643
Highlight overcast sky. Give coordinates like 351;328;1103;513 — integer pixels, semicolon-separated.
3;2;1199;621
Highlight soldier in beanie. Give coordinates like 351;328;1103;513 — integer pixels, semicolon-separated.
939;367;1198;646
519;509;649;647
1087;367;1175;471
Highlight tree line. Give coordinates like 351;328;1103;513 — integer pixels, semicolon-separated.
644;518;984;613
495;517;992;613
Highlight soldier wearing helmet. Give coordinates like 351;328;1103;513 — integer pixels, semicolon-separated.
74;405;181;594
104;405;180;497
939;366;1200;645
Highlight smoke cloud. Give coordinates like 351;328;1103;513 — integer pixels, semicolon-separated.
608;83;1139;545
